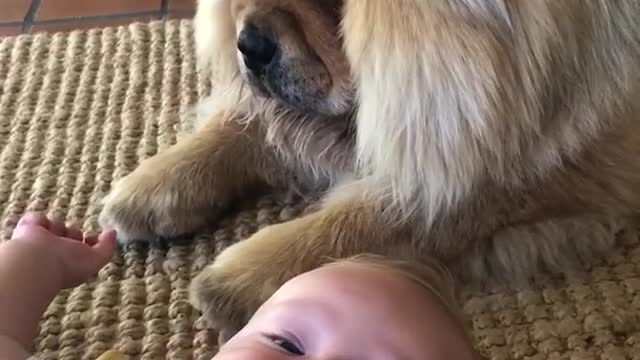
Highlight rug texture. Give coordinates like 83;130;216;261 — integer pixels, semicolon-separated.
1;20;640;360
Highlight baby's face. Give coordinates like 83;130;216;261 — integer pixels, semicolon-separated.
212;262;475;360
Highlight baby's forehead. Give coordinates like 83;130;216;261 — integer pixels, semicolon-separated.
321;260;426;285
304;261;436;299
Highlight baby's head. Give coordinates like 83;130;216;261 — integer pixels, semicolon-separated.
213;254;482;360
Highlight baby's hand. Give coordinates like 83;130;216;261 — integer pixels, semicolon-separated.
10;212;117;289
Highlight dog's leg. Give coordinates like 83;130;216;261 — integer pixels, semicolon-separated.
189;183;412;342
189;183;635;342
99;115;287;244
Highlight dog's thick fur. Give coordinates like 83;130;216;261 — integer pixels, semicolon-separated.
99;0;640;338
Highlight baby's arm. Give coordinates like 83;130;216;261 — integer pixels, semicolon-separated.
0;213;116;359
0;239;67;358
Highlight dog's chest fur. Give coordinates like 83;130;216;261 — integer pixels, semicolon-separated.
259;101;357;185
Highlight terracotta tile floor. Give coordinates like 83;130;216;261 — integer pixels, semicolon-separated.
0;0;196;37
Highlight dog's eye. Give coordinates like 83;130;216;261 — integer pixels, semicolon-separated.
265;333;305;356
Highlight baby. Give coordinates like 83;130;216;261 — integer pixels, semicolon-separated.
0;213;482;360
212;254;482;360
0;212;116;360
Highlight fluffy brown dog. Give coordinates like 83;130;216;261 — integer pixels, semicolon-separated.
99;0;640;339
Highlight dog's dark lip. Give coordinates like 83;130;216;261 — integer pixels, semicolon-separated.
251;79;272;98
242;71;272;98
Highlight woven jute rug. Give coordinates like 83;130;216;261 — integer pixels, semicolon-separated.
1;20;640;360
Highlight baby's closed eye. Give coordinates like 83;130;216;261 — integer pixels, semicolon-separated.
263;332;306;356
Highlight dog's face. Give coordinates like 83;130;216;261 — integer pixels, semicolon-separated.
229;0;353;116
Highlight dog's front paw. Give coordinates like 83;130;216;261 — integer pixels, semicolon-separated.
189;264;261;345
189;223;308;345
99;165;221;245
189;257;279;344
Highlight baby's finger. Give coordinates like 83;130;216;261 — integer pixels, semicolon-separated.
64;224;85;242
47;217;70;237
89;230;117;268
74;230;117;279
16;212;50;229
82;234;98;246
11;222;51;241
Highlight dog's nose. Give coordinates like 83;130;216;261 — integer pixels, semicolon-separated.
237;25;277;73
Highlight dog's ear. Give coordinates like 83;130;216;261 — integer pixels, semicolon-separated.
340;2;518;223
194;0;239;84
